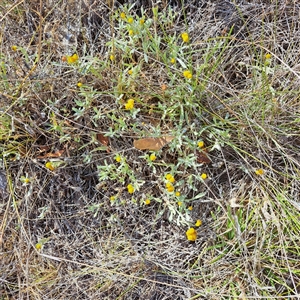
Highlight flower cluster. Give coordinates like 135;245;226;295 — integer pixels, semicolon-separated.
127;184;134;194
125;99;135;110
165;173;175;183
165;173;175;192
186;228;197;241
170;57;176;64
66;53;79;64
45;161;55;171
195;219;202;227
166;182;174;192
265;53;272;60
115;155;122;163
181;32;189;43
149;153;156;161
186;220;202;241
197;141;204;148
200;173;207;180
183;70;192;79
255;169;264;175
120;12;126;20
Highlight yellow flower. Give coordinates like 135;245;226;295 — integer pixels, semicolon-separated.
120;12;126;20
165;173;175;183
144;199;151;205
197;141;204;148
183;70;192;79
45;162;55;171
67;53;79;64
109;54;115;61
12;45;18;51
140;19;145;25
165;182;173;188
170;58;176;64
128;69;133;75
175;191;181;197
188;206;193;211
115;155;122;163
35;243;42;250
125;99;135;110
166;185;174;193
265;53;272;59
177;201;182;206
128;29;134;36
181;32;189;43
77;82;83;87
127;184;134;194
195;219;202;227
21;176;31;184
200;173;207;180
255;169;264;175
110;196;116;201
186;228;197;241
127;17;134;24
149;153;156;161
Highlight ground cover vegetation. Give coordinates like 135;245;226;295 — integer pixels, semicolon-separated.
1;0;300;299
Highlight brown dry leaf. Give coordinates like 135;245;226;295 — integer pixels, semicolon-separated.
196;150;211;164
161;84;167;91
97;133;109;146
37;149;65;159
133;136;174;151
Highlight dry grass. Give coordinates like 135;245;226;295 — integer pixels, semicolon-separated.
1;0;300;299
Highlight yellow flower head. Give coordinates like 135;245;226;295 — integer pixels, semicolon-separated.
175;191;181;197
77;82;83;87
144;199;151;205
115;155;122;163
21;176;31;184
170;58;176;64
128;69;133;75
110;196;116;201
128;29;134;36
195;219;202;227
186;227;197;241
200;173;207;180
127;17;134;24
255;169;264;176
181;32;189;43
177;201;182;206
197;141;204;148
140;18;145;25
183;70;192;79
165;173;175;183
165;182;173;188
45;161;55;171
127;184;134;194
125;99;135;110
149;153;156;161
265;53;272;59
67;53;79;64
188;206;193;211
166;185;174;193
120;12;126;20
35;243;42;250
110;54;115;61
12;45;18;51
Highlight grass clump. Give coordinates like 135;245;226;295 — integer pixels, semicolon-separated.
1;1;300;299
